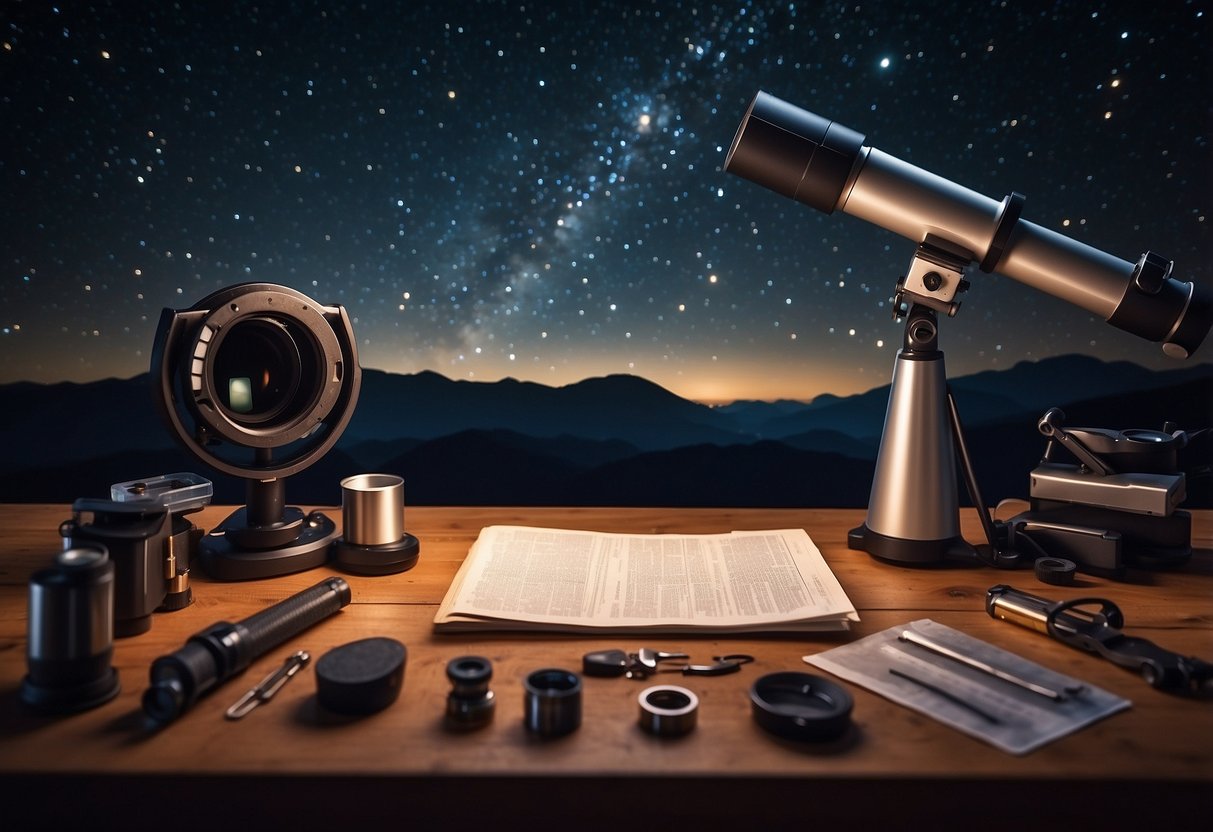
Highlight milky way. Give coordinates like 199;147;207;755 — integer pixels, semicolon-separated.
2;1;1209;401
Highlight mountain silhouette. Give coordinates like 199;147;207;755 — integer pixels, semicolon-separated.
345;369;744;449
0;355;1208;508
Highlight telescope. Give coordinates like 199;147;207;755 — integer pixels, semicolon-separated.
724;91;1211;566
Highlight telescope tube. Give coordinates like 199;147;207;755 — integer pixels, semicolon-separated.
724;91;1211;358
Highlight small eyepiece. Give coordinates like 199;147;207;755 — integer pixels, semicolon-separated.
446;655;495;730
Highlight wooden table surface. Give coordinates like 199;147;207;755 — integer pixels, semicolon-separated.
1;503;1210;830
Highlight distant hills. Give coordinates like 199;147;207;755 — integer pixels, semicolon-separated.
1;354;1209;508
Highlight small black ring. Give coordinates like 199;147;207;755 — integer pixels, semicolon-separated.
1034;556;1077;586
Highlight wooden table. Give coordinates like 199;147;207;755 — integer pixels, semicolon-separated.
1;504;1210;830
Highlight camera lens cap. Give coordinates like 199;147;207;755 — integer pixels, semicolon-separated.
750;671;853;742
315;637;406;715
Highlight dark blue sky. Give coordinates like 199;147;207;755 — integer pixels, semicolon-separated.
2;1;1210;401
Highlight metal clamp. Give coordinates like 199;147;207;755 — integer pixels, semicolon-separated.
225;651;310;720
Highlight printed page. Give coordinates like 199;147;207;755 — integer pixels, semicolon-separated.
434;525;858;633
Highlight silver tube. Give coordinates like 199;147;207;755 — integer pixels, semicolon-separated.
998;220;1134;318
841;148;1003;260
841;150;1133;317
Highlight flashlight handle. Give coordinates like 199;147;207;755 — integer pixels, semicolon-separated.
143;577;351;723
239;577;351;656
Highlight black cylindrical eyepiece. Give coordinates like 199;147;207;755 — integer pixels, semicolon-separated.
21;545;121;714
143;576;351;724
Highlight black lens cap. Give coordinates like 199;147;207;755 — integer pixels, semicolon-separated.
750;671;853;742
315;637;406;715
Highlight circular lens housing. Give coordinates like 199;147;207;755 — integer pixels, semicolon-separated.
168;285;356;455
212;317;314;426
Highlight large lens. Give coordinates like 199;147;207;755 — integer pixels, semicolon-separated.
213;317;311;425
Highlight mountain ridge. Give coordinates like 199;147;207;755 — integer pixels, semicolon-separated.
0;355;1208;505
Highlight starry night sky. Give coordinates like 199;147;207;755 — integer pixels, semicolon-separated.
2;1;1210;402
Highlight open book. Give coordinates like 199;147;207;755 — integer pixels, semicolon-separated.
434;525;859;634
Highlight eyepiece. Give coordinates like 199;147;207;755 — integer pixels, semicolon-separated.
446;655;495;730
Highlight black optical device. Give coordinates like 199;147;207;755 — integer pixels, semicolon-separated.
61;473;212;637
143;576;351;724
151;283;361;580
21;545;122;714
725;91;1211;567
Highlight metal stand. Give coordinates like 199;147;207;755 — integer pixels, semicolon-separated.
848;240;979;565
197;454;337;581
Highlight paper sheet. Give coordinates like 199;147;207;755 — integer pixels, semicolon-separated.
805;618;1131;755
434;525;859;633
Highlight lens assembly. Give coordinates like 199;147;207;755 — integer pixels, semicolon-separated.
188;290;343;447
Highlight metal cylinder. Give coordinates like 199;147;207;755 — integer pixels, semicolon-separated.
341;473;404;546
523;668;581;736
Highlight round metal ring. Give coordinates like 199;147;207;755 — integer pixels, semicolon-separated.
638;685;699;737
